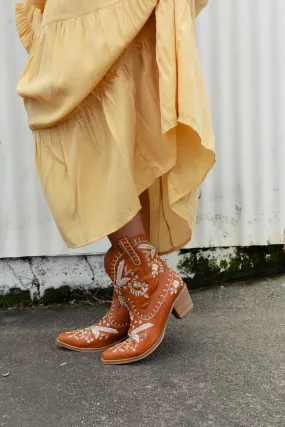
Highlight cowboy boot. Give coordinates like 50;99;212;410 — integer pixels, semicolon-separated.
101;235;193;364
56;290;130;352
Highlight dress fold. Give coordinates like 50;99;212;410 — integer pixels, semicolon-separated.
16;0;215;254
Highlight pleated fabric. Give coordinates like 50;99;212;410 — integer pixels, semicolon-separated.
15;0;215;254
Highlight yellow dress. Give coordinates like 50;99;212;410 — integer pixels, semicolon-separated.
16;0;215;254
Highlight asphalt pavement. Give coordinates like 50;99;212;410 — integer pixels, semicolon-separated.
1;275;285;427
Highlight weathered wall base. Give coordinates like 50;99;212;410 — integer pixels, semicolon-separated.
1;245;285;307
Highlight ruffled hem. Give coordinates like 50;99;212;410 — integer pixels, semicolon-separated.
33;19;215;254
16;0;215;254
15;0;43;53
17;0;158;128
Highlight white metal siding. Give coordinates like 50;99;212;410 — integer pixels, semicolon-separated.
0;0;284;258
194;0;285;248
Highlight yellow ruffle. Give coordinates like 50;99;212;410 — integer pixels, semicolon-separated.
15;0;43;53
17;0;158;129
16;0;215;254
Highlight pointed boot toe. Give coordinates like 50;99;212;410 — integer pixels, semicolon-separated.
56;292;130;352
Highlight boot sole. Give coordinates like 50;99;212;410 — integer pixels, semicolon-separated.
101;284;193;365
56;336;127;353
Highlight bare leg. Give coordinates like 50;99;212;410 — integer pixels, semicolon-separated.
108;190;150;247
108;212;145;248
139;190;150;240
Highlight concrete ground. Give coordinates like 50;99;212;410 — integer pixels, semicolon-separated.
1;276;285;427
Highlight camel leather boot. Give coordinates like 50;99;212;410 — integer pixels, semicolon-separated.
56;291;130;352
101;235;193;364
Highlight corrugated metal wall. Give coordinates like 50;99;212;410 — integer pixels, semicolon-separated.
0;0;284;258
195;0;285;248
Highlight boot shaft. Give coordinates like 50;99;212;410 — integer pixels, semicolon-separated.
105;235;180;313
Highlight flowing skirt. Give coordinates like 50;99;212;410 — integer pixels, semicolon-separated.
16;0;215;254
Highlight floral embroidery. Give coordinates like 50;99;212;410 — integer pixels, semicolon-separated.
138;243;156;260
111;240;183;322
116;260;131;287
137;243;165;277
151;262;159;277
114;259;150;299
111;339;136;353
170;279;182;295
64;303;129;344
113;242;164;301
66;325;117;344
117;292;128;308
112;323;153;353
131;281;149;298
151;260;164;278
129;323;153;343
67;328;96;344
91;326;119;339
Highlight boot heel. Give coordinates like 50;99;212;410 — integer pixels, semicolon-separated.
172;284;193;319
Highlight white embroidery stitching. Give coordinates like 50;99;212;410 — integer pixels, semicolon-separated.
119;237;141;266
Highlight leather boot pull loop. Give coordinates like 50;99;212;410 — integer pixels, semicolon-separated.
118;237;141;266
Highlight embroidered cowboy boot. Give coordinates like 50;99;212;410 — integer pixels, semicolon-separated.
56;291;130;352
101;235;193;364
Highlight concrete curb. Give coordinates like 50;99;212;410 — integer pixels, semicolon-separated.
1;245;285;307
